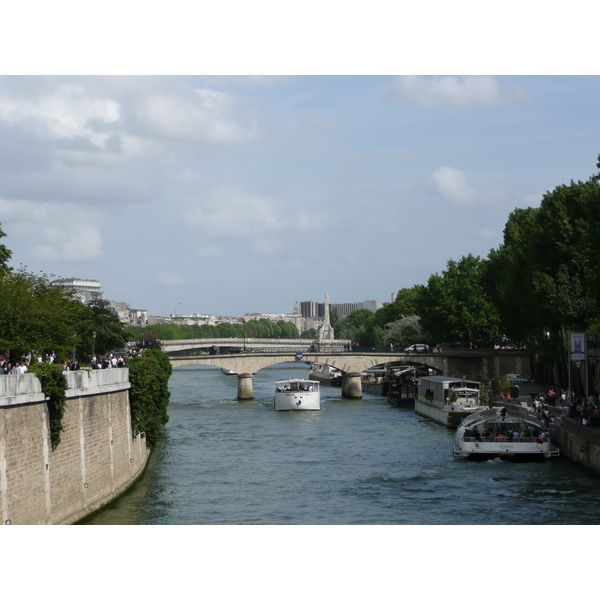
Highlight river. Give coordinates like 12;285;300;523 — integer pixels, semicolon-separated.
79;362;600;525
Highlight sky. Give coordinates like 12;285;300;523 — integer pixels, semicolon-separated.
2;5;599;321
3;74;600;318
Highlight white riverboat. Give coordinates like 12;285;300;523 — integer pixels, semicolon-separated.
415;375;484;428
453;407;560;459
274;379;321;411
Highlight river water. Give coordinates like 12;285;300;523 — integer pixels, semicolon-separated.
80;362;600;525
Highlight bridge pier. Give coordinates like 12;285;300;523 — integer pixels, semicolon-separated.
237;373;253;400
342;372;362;399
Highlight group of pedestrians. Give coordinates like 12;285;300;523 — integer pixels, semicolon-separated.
0;359;28;374
1;349;143;374
88;349;143;370
565;395;600;427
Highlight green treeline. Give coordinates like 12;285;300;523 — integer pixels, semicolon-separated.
127;318;301;344
349;155;600;389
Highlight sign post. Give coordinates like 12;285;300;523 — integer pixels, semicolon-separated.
570;332;588;401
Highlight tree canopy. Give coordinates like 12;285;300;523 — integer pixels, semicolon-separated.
0;221;11;275
417;254;500;348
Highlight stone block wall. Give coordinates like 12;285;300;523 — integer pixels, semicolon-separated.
550;417;600;475
0;370;149;525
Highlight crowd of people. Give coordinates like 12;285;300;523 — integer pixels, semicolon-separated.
527;386;600;427
0;349;145;374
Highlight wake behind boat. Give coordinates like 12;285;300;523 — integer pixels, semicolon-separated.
274;379;321;411
453;407;560;459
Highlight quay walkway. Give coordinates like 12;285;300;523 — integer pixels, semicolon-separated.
494;384;600;478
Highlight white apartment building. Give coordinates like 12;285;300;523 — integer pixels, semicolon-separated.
55;278;105;303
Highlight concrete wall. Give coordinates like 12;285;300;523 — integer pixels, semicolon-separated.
0;369;149;525
550;417;600;475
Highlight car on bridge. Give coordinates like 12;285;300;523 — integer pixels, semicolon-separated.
404;344;430;353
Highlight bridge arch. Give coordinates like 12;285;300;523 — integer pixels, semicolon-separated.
168;352;446;401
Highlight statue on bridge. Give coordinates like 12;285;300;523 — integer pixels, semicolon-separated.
318;292;335;342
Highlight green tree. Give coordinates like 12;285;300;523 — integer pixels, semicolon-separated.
383;315;424;349
0;221;12;276
418;254;500;348
487;168;600;384
0;268;83;360
74;299;131;358
372;285;424;329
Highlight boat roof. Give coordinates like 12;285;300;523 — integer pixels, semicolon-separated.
459;408;546;429
275;378;319;385
419;375;481;385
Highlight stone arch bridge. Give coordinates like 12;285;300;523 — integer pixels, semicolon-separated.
167;348;532;400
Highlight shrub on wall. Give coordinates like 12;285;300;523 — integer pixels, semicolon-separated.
127;349;172;450
28;362;68;450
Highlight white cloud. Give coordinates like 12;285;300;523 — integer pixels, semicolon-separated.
433;166;478;207
385;76;523;108
0;83;121;148
32;224;102;262
0;198;103;262
184;186;281;238
155;271;182;286
135;88;259;145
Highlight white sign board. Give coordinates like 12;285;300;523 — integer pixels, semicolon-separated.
570;332;586;361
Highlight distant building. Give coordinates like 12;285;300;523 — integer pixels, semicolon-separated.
244;304;304;333
147;315;173;325
170;313;218;326
330;303;359;319
300;301;319;318
299;298;384;321
55;278;105;303
129;308;148;327
363;300;384;312
107;300;130;324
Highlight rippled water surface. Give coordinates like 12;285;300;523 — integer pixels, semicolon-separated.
80;363;600;525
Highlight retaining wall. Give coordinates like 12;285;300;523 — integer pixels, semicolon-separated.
0;369;149;525
549;417;600;475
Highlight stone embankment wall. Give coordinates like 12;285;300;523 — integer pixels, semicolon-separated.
0;369;149;525
550;417;600;475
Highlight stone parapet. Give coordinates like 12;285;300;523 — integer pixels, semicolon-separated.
0;374;45;407
64;368;131;398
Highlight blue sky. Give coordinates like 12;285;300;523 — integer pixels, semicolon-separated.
1;75;599;317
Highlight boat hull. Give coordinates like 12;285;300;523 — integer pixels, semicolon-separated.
274;391;320;411
453;439;556;459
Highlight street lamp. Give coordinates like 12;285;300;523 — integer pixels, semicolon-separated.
92;331;96;358
243;319;247;353
347;319;351;352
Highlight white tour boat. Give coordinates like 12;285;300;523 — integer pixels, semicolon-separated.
274;379;321;411
415;375;484;428
453;407;560;459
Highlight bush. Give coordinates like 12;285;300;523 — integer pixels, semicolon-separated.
29;362;68;450
127;350;172;450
